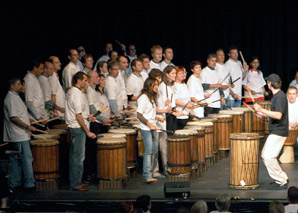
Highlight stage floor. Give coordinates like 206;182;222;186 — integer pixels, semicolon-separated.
11;143;298;212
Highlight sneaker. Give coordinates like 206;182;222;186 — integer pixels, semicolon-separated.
153;174;166;179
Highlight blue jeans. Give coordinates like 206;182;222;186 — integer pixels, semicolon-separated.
9;141;35;188
140;130;158;180
227;99;242;108
221;98;230;110
69;127;86;189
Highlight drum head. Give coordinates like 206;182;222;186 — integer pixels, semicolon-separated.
174;129;198;136
97;137;126;144
97;133;126;138
231;107;250;112
219;110;244;115
30;139;59;146
167;135;190;142
208;114;232;119
109;128;136;134
230;132;262;139
184;125;205;131
33;134;59;140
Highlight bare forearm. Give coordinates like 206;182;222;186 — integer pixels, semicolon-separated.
11;117;30;129
76;114;89;133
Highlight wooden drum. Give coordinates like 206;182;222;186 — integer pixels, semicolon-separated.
109;128;137;168
279;127;298;164
230;133;261;189
30;139;59;180
243;104;265;136
257;101;271;135
208;114;233;158
175;129;199;169
184;126;205;164
219;110;244;133
167;135;191;175
232;107;252;132
132;124;144;158
96;137;127;180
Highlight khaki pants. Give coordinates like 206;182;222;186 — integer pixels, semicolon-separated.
152;132;168;176
261;134;288;185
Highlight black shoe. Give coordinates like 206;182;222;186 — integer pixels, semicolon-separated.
24;186;39;193
268;182;288;190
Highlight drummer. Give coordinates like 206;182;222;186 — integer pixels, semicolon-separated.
254;73;289;189
65;72;96;191
200;54;226;116
3;77;37;192
137;78;164;183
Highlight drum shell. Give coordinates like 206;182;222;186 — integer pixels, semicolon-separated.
97;139;127;180
229;133;261;189
184;126;205;164
284;128;298;146
257;101;271;135
232;107;252;132
219;110;244;133
167;136;191;175
30;139;59;180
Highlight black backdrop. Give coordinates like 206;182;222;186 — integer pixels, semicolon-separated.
1;1;298;138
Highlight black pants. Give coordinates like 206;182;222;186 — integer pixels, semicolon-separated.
83;122;108;178
204;107;220;117
177;119;188;130
166;113;177;135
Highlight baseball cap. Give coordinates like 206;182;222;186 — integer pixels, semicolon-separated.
265;73;281;83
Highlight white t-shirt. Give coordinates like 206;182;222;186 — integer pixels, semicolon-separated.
285;204;298;213
289;79;298;90
216;63;230;98
160;60;175;72
126;73;144;107
187;74;204;117
62;62;80;91
242;70;266;99
137;94;156;131
3;91;31;142
38;75;51;102
141;70;149;82
86;85;110;119
65;87;90;129
149;60;162;73
200;66;221;108
105;75;123;112
117;71;128;108
288;98;298;125
48;74;65;116
173;82;190;119
225;59;244;100
23;72;48;119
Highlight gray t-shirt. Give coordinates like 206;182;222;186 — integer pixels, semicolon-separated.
3;91;31;142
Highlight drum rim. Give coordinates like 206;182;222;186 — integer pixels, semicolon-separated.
109;129;136;134
97;137;127;144
230;132;262;139
219;110;244;115
30;139;59;146
174;129;198;135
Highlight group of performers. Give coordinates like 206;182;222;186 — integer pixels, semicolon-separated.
3;42;298;192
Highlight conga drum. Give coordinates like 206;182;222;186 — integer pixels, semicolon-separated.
208;114;233;158
96;137;127;180
243;104;265;136
219;110;244;133
231;107;252;132
184;126;205;175
279;127;298;164
230;133;261;189
108;128;137;168
167;135;191;175
30;139;59;180
186;121;214;168
175;129;199;170
257;101;271;135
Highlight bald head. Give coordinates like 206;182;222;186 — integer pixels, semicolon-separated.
88;70;99;87
49;56;61;72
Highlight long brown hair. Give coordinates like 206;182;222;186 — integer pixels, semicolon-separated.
139;78;158;105
162;65;176;86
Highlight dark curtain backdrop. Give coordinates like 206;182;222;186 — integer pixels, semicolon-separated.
1;0;298;138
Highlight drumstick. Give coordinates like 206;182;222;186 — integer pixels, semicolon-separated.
230;77;241;85
31;118;48;124
34;129;48;134
31;134;46;140
245;87;255;102
181;101;190;112
239;51;246;64
157;129;173;134
189;115;201;120
98;103;104;111
243;102;255;113
0;143;8;147
125;117;138;121
32;122;45;128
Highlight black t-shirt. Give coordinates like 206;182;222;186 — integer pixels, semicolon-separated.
269;90;289;136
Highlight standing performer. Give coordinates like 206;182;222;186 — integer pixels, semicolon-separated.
173;66;194;129
160;47;175;71
225;46;249;107
200;54;225;116
3;78;37;192
62;49;80;92
65;72;96;191
187;60;206;118
254;74;289;189
242;56;268;103
149;45;163;72
23;58;49;121
215;49;230;109
137;78;162;183
139;54;151;82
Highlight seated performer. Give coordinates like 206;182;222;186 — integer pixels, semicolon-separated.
242;56;268;103
287;86;298;146
137;78;164;183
